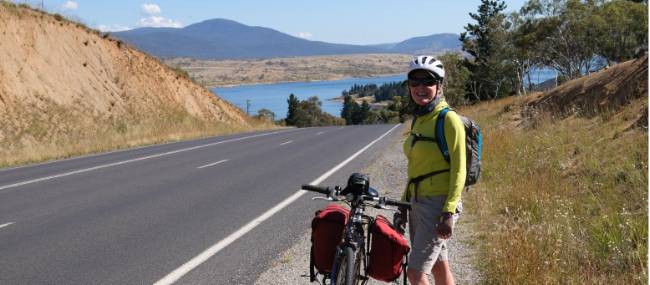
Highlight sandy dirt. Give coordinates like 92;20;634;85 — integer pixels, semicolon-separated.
163;54;413;87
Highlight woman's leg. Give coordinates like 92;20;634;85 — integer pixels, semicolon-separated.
407;268;430;285
432;260;455;285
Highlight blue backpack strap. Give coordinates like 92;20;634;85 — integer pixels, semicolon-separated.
435;108;450;163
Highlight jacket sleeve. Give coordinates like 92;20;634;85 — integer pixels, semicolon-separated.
442;112;466;213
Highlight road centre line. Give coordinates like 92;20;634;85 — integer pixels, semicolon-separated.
153;124;401;285
316;131;324;135
0;130;294;192
197;160;229;169
279;140;293;146
0;222;14;230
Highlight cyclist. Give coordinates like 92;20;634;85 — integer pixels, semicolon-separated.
398;55;465;285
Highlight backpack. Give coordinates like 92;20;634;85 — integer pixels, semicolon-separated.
310;203;349;282
410;107;482;187
367;215;410;283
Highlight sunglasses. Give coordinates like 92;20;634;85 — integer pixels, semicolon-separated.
408;78;438;87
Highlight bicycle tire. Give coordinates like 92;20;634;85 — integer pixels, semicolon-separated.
335;246;362;285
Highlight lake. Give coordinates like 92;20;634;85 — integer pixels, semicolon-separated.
211;69;557;119
212;75;405;119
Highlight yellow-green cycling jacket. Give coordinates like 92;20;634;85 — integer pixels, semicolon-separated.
402;100;466;213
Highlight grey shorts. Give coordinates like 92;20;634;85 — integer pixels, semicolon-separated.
408;196;461;274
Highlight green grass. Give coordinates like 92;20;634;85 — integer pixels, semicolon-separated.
459;96;647;284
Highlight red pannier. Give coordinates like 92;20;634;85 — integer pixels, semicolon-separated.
310;203;349;279
368;215;410;282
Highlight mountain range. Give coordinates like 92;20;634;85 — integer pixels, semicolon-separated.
113;18;461;59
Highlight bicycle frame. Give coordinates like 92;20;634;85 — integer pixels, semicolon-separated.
331;196;373;285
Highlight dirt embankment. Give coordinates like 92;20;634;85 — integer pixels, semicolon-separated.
523;56;648;124
164;54;412;87
0;2;263;166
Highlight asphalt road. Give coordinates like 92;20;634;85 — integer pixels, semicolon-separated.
0;124;402;284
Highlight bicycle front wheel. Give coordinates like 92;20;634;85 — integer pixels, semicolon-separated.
335;246;360;285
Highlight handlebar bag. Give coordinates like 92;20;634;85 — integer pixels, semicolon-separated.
310;203;349;275
367;215;410;282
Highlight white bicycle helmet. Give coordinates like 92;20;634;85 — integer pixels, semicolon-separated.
408;55;445;80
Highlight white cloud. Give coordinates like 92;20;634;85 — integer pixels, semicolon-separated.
296;32;313;39
141;4;161;15
96;24;132;32
61;1;78;10
137;16;182;28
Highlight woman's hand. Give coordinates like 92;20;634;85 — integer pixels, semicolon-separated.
437;212;454;239
393;207;408;234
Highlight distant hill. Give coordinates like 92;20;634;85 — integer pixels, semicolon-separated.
389;33;461;54
114;19;383;59
113;18;461;59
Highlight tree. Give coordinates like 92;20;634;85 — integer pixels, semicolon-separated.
461;0;515;101
596;0;648;64
285;93;299;126
438;53;471;105
518;0;605;80
359;101;371;123
341;95;356;125
256;108;275;122
351;101;371;124
287;95;344;127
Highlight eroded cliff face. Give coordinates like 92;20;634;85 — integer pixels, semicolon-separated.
0;3;256;165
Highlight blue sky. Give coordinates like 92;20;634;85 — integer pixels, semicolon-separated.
18;0;529;45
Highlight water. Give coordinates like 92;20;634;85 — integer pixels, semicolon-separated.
211;68;560;120
212;74;405;119
526;67;557;86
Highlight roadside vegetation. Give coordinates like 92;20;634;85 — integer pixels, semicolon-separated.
461;92;647;284
455;0;648;283
0;103;275;167
284;94;344;127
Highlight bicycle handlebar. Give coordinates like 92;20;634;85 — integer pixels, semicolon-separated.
301;184;411;210
383;197;411;210
301;184;331;195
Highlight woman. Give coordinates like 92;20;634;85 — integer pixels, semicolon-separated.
400;55;466;285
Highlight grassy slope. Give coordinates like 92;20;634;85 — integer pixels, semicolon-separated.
0;2;277;167
459;64;647;283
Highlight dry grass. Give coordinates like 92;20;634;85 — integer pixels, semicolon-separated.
459;95;647;284
0;103;277;167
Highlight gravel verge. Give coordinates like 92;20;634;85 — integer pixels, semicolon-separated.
254;126;482;284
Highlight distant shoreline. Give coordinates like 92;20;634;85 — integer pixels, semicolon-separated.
164;53;412;90
210;73;404;89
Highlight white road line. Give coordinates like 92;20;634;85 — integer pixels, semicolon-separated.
153;124;401;285
0;222;14;229
279;140;293;146
0;130;293;192
316;131;324;135
197;160;228;169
